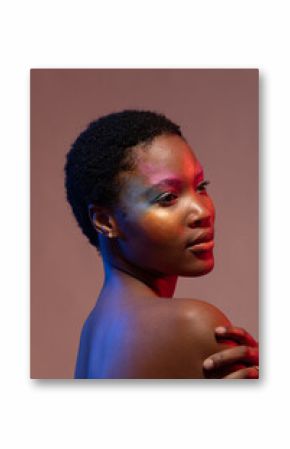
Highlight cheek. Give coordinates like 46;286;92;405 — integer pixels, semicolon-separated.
126;208;183;246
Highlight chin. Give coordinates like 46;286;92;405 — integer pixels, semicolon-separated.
179;254;215;277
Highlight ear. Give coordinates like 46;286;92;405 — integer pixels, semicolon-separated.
88;204;120;239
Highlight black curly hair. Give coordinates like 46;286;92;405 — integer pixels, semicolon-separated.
65;109;183;252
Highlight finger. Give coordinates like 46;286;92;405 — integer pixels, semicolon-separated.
215;326;258;347
223;366;259;379
215;326;258;346
203;345;259;371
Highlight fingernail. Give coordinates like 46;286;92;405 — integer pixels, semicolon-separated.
215;326;226;334
203;359;214;370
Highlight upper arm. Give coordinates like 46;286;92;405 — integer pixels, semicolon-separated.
100;299;236;379
177;299;237;378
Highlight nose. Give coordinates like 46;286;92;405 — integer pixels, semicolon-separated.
186;195;214;229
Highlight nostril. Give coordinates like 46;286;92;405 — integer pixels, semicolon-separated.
192;216;212;228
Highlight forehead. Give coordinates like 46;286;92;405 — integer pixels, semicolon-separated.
132;134;202;182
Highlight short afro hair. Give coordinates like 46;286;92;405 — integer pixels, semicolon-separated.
64;109;183;252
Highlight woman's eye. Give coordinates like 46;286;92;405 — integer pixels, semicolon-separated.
155;192;177;205
196;180;210;192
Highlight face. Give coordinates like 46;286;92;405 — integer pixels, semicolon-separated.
112;134;216;277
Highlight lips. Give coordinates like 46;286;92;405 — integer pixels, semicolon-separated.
187;230;214;247
188;240;214;252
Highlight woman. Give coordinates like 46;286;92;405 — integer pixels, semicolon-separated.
65;109;259;379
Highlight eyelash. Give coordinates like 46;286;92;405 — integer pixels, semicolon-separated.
155;180;211;205
197;180;211;192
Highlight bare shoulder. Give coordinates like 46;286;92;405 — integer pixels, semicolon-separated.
172;297;232;329
171;297;234;367
97;297;233;379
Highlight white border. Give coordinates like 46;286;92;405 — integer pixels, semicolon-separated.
1;1;288;447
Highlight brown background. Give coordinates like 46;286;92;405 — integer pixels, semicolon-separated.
30;69;259;379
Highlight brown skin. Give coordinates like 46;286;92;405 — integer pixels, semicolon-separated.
75;295;259;379
78;134;259;379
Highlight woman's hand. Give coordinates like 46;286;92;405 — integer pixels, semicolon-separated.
202;326;259;379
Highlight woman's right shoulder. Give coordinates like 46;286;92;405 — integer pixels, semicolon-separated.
133;296;231;330
98;297;233;378
116;296;233;352
153;297;233;350
171;297;232;328
157;298;233;377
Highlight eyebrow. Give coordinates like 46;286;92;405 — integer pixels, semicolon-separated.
194;169;204;183
144;170;204;195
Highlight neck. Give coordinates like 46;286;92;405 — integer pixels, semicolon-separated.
100;258;178;300
97;237;178;303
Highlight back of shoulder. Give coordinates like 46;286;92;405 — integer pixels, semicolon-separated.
166;298;233;377
101;298;232;379
173;297;233;353
174;298;232;332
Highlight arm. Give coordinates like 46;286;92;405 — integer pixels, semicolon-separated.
172;299;246;378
